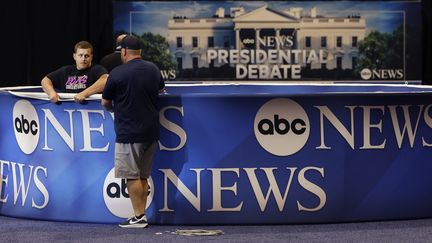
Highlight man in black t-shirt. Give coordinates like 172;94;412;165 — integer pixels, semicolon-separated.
41;41;108;103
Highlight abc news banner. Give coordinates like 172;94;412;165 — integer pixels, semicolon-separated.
1;83;432;224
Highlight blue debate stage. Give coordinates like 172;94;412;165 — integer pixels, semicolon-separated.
1;83;432;224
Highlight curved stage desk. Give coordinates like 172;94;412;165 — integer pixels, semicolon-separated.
1;83;432;225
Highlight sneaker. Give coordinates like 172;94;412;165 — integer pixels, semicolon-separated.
119;215;148;228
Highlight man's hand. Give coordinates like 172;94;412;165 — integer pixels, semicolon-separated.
74;92;87;103
49;92;60;103
101;98;113;111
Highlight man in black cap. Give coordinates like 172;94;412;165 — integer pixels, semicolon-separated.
101;35;165;228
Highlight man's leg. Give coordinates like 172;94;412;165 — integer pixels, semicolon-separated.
127;178;148;216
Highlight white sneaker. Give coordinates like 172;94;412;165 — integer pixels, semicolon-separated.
118;215;148;228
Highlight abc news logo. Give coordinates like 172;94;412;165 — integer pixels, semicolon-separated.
13;100;40;154
360;68;404;80
258;115;307;135
242;38;255;45
15;114;38;135
103;168;154;218
254;98;310;156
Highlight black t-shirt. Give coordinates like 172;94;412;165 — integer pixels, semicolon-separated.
102;58;165;143
47;64;107;93
100;51;123;73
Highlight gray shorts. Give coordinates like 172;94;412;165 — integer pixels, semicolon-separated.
114;141;157;179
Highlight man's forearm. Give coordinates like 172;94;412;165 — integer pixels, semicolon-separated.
41;77;60;103
82;74;108;97
41;77;56;96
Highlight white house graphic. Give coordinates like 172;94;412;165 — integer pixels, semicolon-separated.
168;5;366;77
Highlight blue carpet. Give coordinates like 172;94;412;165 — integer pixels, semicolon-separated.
1;215;432;242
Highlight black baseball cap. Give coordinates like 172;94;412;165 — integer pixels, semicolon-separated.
120;35;142;50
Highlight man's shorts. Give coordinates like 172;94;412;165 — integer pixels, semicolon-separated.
114;141;157;179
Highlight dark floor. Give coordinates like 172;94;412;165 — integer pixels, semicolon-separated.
1;215;432;242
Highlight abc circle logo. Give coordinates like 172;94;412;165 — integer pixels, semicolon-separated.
13;99;40;154
103;168;154;218
360;68;372;80
242;38;255;44
254;98;310;156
